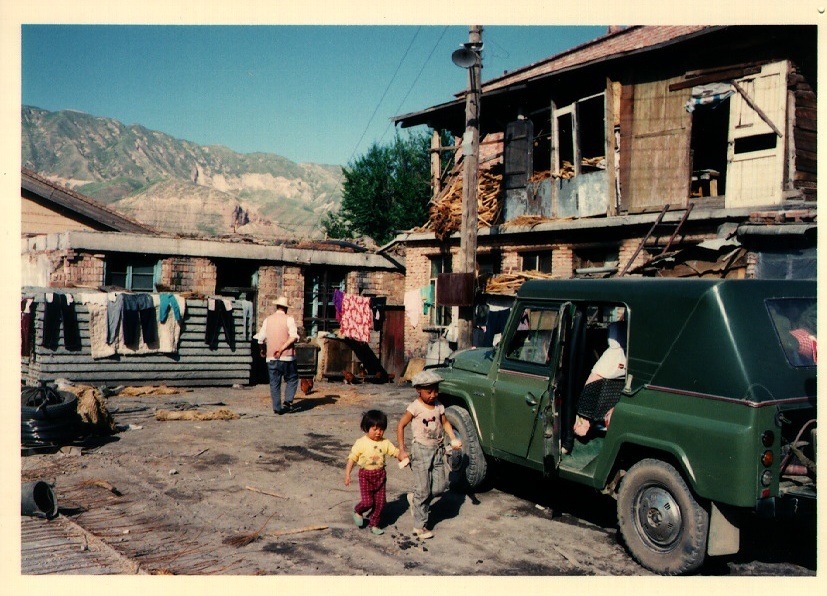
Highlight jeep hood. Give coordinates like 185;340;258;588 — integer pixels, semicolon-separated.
445;347;496;376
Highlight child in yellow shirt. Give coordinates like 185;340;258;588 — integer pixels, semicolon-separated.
344;410;402;535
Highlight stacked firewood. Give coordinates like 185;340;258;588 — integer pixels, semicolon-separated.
422;163;505;240
551;156;606;180
484;270;557;295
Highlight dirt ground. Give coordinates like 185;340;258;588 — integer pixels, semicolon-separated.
18;380;816;578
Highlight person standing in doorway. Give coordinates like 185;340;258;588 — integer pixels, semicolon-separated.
254;296;299;415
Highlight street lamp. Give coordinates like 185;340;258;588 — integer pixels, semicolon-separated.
453;26;482;350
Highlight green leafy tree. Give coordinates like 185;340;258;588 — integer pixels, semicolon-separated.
323;130;446;245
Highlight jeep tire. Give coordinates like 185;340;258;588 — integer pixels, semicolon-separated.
617;458;709;575
444;405;487;490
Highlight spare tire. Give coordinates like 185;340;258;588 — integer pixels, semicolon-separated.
21;386;83;447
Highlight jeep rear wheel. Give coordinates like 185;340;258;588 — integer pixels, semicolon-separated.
444;405;487;490
617;458;709;575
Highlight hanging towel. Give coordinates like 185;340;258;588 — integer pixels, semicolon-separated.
420;285;434;315
404;289;422;329
80;293;117;359
340;293;372;343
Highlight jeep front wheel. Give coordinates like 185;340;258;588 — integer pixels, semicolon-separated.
617;458;709;575
444;405;487;490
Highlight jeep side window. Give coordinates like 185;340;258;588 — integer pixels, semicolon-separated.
767;298;817;367
505;307;559;365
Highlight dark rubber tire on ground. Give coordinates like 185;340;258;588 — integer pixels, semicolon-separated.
617;458;709;575
444;405;487;490
21;387;78;420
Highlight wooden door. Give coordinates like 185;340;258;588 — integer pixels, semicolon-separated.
626;76;692;211
725;60;789;208
380;307;405;379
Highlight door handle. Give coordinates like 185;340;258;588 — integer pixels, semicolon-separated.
525;393;538;406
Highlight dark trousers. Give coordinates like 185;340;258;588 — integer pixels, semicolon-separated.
21;299;34;357
41;294;81;351
205;300;235;350
122;293;158;347
267;359;298;411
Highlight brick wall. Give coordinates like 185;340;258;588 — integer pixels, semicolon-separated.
345;270;406;300
160;257;216;295
403;246;458;358
52;250;106;287
256;265;305;332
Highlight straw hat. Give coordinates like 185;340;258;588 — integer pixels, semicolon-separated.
273;296;289;309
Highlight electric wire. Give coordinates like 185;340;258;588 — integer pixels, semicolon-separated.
309;26;450;240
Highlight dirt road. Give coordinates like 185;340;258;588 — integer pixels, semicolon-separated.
19;381;815;576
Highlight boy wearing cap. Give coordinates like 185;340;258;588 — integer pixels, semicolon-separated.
397;370;463;539
253;296;299;415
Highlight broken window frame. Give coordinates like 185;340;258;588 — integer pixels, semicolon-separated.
429;254;452;327
302;267;346;336
552;91;607;179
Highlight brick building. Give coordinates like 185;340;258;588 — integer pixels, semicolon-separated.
21;171;406;386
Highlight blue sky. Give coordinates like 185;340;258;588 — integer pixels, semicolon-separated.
22;25;607;167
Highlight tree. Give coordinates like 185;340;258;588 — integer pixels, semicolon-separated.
323;130;443;245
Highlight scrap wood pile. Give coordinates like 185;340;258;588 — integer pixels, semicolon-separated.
485;271;557;295
501;215;552;228
421;162;505;241
155;408;239;421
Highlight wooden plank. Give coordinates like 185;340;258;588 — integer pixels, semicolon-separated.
668;66;762;91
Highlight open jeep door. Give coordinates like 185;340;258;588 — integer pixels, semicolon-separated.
543;301;576;472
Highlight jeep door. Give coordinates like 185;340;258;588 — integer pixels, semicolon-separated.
491;303;562;465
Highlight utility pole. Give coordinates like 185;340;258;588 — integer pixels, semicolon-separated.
456;25;482;350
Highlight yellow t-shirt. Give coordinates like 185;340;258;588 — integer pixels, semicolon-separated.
348;436;399;470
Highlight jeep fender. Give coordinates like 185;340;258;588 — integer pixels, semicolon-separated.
596;431;700;494
437;384;487;450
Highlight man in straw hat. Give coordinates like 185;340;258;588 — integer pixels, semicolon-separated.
253;296;299;415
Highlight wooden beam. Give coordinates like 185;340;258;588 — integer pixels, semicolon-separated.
731;80;783;137
668;66;761;91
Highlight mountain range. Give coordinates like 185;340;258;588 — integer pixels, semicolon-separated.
22;105;343;239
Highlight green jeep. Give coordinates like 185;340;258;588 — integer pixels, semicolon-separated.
435;278;816;575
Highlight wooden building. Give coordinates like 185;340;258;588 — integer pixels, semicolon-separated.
390;25;817;359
